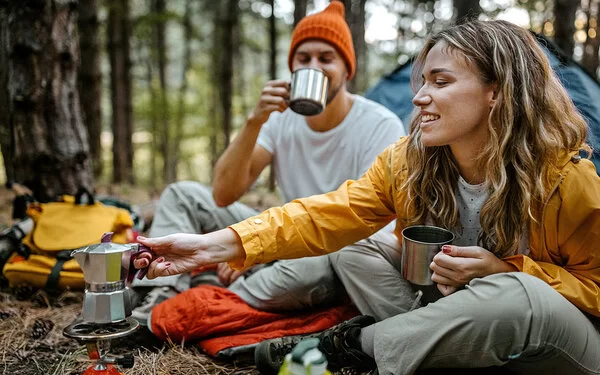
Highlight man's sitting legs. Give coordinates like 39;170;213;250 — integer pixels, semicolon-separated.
228;255;346;312
131;181;258;324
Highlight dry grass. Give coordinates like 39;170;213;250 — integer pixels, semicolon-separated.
0;288;259;375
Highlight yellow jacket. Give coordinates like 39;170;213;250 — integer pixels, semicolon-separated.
230;137;600;317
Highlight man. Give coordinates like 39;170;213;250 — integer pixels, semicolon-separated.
131;0;407;325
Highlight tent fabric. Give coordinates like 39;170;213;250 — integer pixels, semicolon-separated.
365;33;600;175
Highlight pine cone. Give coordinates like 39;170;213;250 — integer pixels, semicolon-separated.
30;318;55;340
0;310;15;320
12;284;37;300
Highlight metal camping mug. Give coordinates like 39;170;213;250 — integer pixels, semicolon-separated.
289;68;329;116
401;225;455;286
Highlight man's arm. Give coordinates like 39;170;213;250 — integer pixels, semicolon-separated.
212;121;272;207
212;80;289;207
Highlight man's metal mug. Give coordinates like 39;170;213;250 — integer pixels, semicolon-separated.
401;225;455;286
289;68;329;116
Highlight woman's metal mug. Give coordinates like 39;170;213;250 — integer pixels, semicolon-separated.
289;68;329;116
401;225;455;286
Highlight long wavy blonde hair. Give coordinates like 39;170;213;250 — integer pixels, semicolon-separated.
403;20;590;257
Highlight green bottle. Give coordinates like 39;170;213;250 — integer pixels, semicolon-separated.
278;338;332;375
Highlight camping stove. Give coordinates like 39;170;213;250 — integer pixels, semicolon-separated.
63;232;152;374
63;318;138;374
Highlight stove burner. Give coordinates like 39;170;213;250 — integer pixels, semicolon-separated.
63;317;139;341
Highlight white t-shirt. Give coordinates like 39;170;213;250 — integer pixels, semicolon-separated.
454;176;529;256
257;95;405;203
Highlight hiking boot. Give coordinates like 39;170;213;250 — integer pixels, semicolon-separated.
317;315;376;371
254;332;321;375
131;286;178;326
254;315;376;374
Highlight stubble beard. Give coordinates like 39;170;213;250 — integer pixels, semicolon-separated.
326;80;344;105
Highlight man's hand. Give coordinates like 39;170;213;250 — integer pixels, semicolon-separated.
133;228;246;280
430;245;517;296
248;80;290;126
216;262;245;286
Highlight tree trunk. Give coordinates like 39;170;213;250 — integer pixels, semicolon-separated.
454;0;482;23
151;0;173;184
1;0;92;202
355;0;367;93
173;0;193;182
294;0;309;27
341;0;367;93
107;0;134;184
268;0;277;192
219;0;239;150
0;6;14;186
554;0;579;57
146;56;159;187
581;0;600;78
78;0;103;178
209;3;222;172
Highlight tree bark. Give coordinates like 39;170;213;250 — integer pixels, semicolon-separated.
107;0;134;184
2;0;92;202
219;0;239;150
173;0;194;182
268;0;277;191
78;0;103;178
209;3;222;171
554;0;579;57
454;0;482;23
293;0;309;27
146;56;159;187
0;6;13;186
151;0;174;184
341;0;366;93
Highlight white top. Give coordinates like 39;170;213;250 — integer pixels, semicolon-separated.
455;176;529;256
257;95;406;203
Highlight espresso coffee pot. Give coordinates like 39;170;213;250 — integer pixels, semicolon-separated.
71;232;151;323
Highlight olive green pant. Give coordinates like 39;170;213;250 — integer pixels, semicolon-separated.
367;272;600;375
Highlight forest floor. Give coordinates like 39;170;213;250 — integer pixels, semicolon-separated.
0;184;284;375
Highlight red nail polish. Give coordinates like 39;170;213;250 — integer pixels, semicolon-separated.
442;245;451;254
156;257;165;263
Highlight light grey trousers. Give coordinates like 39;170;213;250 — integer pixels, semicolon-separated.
368;272;600;375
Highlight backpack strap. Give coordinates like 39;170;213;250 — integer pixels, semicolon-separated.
44;250;73;292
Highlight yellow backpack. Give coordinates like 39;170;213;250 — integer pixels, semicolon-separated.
3;189;134;291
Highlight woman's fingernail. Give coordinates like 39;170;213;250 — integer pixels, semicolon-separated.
137;235;146;241
442;245;451;254
163;262;171;268
156;257;165;263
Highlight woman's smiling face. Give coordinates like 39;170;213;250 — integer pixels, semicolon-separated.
412;41;496;152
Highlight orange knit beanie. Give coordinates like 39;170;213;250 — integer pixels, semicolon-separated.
288;1;356;79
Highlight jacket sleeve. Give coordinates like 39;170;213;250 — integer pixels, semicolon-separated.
229;145;398;269
504;161;600;317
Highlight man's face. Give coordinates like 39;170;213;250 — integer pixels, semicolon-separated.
291;40;348;104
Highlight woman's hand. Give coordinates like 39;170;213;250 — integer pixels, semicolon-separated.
430;245;517;296
133;228;246;279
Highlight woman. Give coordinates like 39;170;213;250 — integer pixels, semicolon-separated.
135;20;600;374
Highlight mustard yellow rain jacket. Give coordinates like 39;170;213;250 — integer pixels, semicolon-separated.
230;137;600;317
